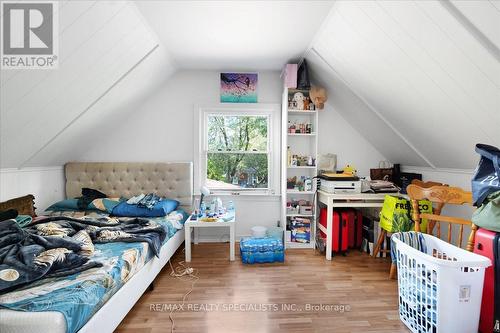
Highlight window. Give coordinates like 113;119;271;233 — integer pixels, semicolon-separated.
195;105;280;195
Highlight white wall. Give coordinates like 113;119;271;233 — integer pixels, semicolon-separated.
79;70;386;240
0;167;65;214
79;70;282;240
318;104;386;177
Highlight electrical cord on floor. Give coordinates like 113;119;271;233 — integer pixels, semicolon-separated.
168;260;199;333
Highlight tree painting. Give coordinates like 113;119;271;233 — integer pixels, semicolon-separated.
207;115;268;189
220;73;258;103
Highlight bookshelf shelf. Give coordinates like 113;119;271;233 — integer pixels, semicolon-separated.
281;88;318;250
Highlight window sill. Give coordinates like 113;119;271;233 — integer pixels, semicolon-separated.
194;192;281;202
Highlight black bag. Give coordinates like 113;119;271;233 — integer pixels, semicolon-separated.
297;60;311;90
399;172;422;194
472;144;500;207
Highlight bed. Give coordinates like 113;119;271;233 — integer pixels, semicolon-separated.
0;162;193;333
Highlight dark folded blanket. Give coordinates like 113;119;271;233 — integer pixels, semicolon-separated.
0;215;166;293
30;216;167;257
0;219;102;293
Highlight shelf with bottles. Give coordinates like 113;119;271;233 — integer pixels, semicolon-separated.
286;175;314;193
286;147;316;168
287;120;313;135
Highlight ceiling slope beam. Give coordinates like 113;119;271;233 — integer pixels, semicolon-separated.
441;0;500;63
19;43;160;168
308;47;436;168
299;0;339;64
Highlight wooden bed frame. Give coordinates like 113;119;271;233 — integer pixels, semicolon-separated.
0;162;193;333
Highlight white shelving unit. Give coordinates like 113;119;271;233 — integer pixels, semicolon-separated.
281;88;318;249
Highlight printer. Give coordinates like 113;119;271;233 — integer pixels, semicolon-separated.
318;173;361;194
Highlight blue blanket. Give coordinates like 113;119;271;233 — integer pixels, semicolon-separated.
0;210;187;333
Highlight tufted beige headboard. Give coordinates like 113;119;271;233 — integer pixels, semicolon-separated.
65;162;193;208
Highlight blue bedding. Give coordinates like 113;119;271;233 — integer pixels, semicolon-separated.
0;210;187;333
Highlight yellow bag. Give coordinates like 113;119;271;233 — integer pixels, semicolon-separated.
379;196;411;232
379;195;432;233
416;200;432;233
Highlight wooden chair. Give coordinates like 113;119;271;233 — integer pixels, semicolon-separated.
388;184;478;278
407;184;477;252
409;180;448;235
373;180;448;279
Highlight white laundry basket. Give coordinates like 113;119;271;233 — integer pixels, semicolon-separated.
392;233;491;333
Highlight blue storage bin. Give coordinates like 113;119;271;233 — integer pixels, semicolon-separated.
240;237;284;264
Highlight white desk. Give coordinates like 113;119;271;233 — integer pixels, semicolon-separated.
317;191;390;260
184;213;236;262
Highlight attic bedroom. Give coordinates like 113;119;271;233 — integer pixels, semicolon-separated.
0;1;499;332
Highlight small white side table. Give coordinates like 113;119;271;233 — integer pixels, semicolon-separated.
184;213;236;262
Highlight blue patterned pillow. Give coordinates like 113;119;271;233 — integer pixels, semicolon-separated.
112;199;179;217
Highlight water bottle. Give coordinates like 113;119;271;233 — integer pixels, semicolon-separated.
200;202;206;217
227;200;234;212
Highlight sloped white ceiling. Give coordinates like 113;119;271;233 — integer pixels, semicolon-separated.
1;0;498;171
307;0;500;169
307;50;430;167
1;1;175;168
135;0;334;70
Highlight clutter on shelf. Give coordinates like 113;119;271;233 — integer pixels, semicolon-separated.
287;89;316;111
286;199;313;215
288;120;313;134
287;176;313;192
289;217;311;243
287;147;315;167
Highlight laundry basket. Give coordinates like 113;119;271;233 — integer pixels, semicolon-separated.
392;232;491;333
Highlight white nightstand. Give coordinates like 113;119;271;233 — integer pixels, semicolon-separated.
184;211;236;262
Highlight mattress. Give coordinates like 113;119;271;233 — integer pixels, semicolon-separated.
0;309;66;333
0;210;187;333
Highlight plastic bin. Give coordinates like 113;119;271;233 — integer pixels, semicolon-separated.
392;232;491;333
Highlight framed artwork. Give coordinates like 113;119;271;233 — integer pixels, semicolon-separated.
220;73;258;103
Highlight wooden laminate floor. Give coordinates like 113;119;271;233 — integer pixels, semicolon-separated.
116;243;409;333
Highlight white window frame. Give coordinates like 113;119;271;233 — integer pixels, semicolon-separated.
194;104;281;196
